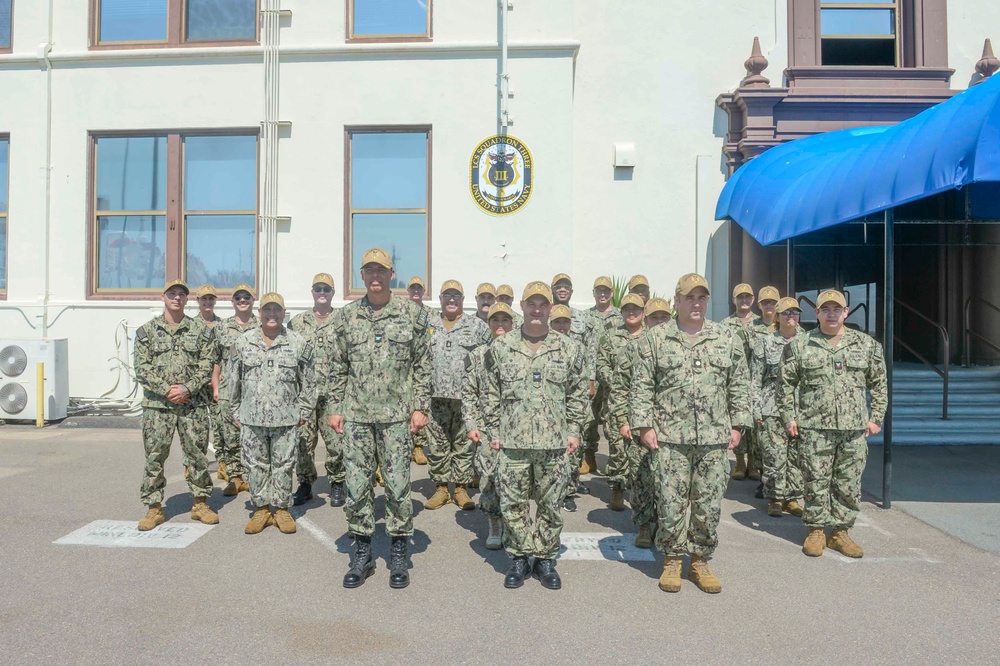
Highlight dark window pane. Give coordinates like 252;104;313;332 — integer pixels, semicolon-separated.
99;0;168;43
0;0;11;49
185;214;256;288
186;0;257;41
351;133;427;209
821;8;894;36
351;213;426;291
97;215;166;289
353;0;428;36
95;137;167;212
184;135;257;211
971;183;1000;220
821;0;893;4
822;38;896;66
0;139;7;213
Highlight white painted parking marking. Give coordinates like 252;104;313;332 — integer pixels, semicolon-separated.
854;514;894;538
291;510;346;554
54;520;214;549
557;532;656;562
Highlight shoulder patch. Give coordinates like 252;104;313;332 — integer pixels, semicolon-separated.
135;326;148;341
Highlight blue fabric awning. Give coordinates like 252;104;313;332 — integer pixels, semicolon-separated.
716;74;1000;246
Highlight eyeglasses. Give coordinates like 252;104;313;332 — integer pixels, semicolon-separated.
780;311;801;317
233;293;252;302
441;293;463;301
313;286;332;293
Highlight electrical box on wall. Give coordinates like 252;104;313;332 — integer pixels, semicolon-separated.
613;143;637;168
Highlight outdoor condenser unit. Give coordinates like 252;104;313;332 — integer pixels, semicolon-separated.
0;339;69;421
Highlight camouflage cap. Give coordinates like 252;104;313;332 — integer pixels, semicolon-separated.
487;302;514;320
593;276;613;290
196;284;217;298
476;282;497;297
620;293;645;310
163;279;190;295
521;281;553;303
675;273;710;296
439;279;464;296
817;289;848;308
232;283;256;299
776;296;802;313
259;292;285;309
496;284;514;298
645;297;672;316
550;304;572;321
628;274;650;290
550;273;573;288
732;283;754;298
361;247;393;269
408;276;425;289
312;273;335;289
758;286;780;302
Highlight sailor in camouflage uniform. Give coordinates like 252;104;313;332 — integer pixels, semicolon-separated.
192;284;222;474
328;248;432;590
288;272;345;507
475;282;497;325
628;274;651;305
631;274;751;594
485;282;589;590
463;302;516;549
750;297;806;518
496;284;524;328
215;283;260;497
407;276;431;465
425;280;492;510
549;305;583;511
134;280;219;531
720;283;759;480
226;293;316;535
779;289;887;559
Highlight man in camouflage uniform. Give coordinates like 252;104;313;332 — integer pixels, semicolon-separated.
744;285;782;486
407;276;431;466
475;283;497;324
550;305;573;336
192;285;222;474
134;280;219;531
751;297;806;518
628;275;651;305
631;274;751;594
549;304;583;511
328;247;431;590
485;282;588;590
425;279;492;510
779;289;887;559
226;293;316;535
215;283;260;497
289;273;345;507
721;283;758;480
497;284;524;328
463;302;516;549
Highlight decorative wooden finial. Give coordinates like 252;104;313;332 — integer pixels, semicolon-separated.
975;38;999;81
741;36;770;88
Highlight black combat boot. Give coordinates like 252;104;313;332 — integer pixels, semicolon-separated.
292;482;312;506
343;535;375;588
532;558;562;590
389;536;410;589
329;482;346;507
504;556;530;589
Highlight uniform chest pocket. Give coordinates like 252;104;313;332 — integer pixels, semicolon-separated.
150;337;173;358
546;361;569;384
276;356;298;382
242;353;264;378
385;326;413;360
845;352;869;370
347;328;372;358
801;354;826;385
708;353;732;369
182;338;202;360
765;346;784;365
498;363;525;397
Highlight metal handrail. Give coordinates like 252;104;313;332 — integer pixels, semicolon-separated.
894;298;949;420
963;297;1000;367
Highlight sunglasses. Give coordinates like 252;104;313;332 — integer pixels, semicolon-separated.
233;293;252;302
313;286;332;293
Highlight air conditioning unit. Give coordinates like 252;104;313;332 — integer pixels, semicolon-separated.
0;339;69;422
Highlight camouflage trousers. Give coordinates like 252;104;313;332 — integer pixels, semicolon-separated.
474;440;501;517
800;429;867;530
581;384;609;454
206;397;223;462
497;448;570;559
733;424;761;464
427;398;474;484
606;430;632;491
295;395;344;485
627;439;657;528
759;416;804;501
214;399;245;479
242;424;298;509
140;406;212;506
652;443;729;559
343;421;413;538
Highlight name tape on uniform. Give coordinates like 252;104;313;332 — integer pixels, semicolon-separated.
558;532;656;562
54;520;215;549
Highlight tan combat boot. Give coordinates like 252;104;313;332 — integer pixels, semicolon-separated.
425;484;452;510
412;445;428;466
273;508;297;534
468;475;480;489
731;453;747;480
216;460;229;481
244;506;273;534
688;556;722;594
802;528;826;557
585;450;599;476
610;488;626;511
191;498;220;525
783;499;804;517
634;523;653;549
578;456;591;475
486;516;503;550
828;529;864;558
746;453;762;481
767;501;783;517
138;504;165;531
453;484;475;510
658;556;683;593
223;476;249;496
